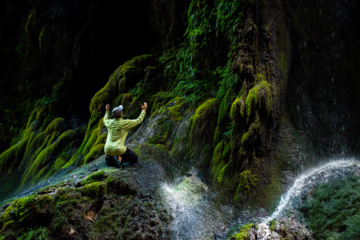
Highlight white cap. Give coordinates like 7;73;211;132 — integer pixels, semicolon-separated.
112;105;123;113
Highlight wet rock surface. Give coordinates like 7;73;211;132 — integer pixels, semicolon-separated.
0;157;171;239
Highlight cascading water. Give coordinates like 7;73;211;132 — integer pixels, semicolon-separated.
255;158;360;240
161;168;234;240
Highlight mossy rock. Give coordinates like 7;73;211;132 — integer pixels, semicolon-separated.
80;182;107;198
234;170;259;202
230;223;255;240
244;80;274;121
82;170;107;185
167;97;186;121
106;173;136;196
187;98;218;160
0;194;53;236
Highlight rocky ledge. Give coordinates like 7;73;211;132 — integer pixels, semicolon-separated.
0;156;171;240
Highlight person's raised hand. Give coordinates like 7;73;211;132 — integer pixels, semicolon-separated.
141;102;148;111
106;104;110;111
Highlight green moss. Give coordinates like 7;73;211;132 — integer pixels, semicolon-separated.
245;80;273;121
150;92;174;114
82;120;107;164
167;97;186;121
241;113;261;145
301;175;360;239
44;117;65;134
217;161;231;184
80;182;107;198
21;129;75;185
38;26;46;51
229;223;255;240
211;141;232;185
254;73;266;83
18;226;49;240
187;98;217;158
218;90;231;124
83;144;105;164
235;170;258;201
0;194;53;235
26;110;38;129
189;98;217;135
82;170;106;185
65;118;106;166
269;219;277;231
195;98;217;119
25;9;36;31
0;145;19;175
230;97;244;121
211;141;225;175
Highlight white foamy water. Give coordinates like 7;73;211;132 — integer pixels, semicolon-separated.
161;169;234;240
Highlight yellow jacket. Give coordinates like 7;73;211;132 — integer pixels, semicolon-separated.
103;110;146;156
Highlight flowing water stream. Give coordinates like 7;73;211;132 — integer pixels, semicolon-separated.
160;168;234;239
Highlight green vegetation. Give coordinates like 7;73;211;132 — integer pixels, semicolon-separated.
188;98;217;137
80;182;107;198
18;227;50;240
187;98;217;159
234;170;258;202
158;0;242;104
211;141;232;186
269;219;276;231
0;0;287;214
229;223;255;240
82;170;107;185
245;79;274;121
301;175;360;240
0;194;53;238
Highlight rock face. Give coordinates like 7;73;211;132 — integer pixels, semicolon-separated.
285;0;360;156
1;0;360;239
0;157;171;240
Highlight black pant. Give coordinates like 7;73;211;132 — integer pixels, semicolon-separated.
105;148;138;168
121;148;138;165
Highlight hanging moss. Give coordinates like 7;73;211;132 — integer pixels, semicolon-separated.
241;113;261;145
211;140;232;186
234;170;258;202
211;141;225;175
21;128;78;186
188;98;217;136
245;80;274;121
230;97;245;121
187;98;218;159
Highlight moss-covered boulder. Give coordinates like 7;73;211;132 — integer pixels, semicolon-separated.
0;194;54;238
187;98;218;165
0;160;171;240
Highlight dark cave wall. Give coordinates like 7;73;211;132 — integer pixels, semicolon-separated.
0;0;156;152
284;0;360;157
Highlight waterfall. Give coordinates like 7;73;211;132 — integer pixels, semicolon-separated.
256;158;360;239
161;168;234;240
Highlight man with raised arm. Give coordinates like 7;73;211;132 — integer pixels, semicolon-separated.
103;102;147;168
